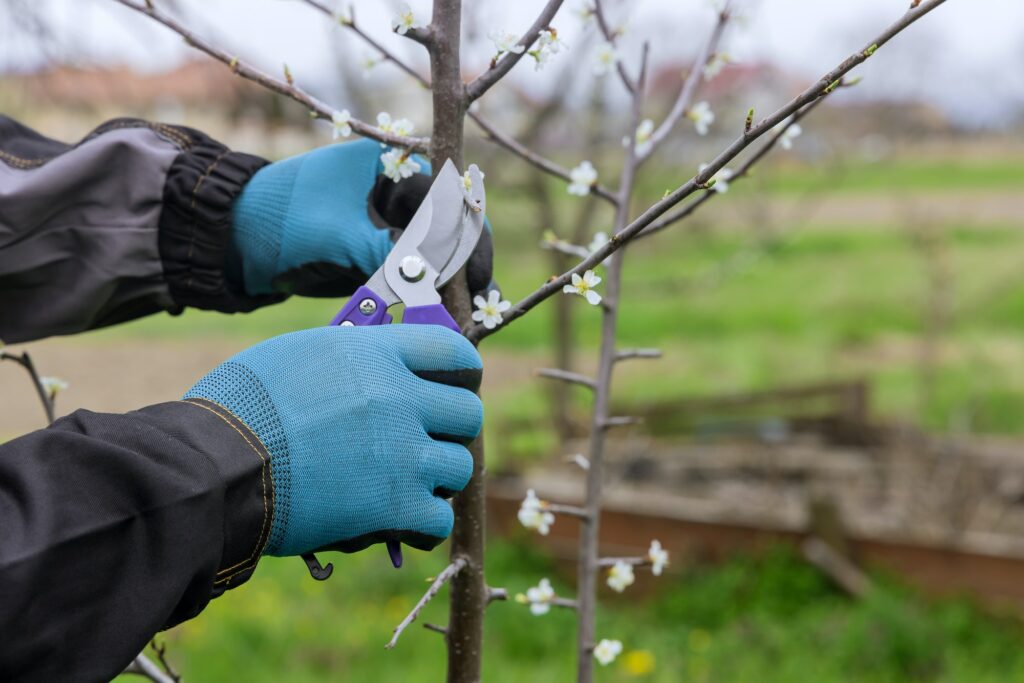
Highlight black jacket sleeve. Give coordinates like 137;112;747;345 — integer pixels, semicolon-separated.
0;116;281;344
0;398;274;683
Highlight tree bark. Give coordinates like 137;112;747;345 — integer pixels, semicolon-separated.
425;3;486;682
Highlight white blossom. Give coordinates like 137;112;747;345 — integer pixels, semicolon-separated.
703;52;732;81
574;1;596;25
489;30;526;60
516;577;556;616
529;29;565;71
593;41;618;76
698;163;734;193
462;168;485;191
568;160;598;196
331;109;352;139
537;29;564;55
361;54;381;78
624;118;654;156
471;290;511;330
594;639;623;666
563;270;603;306
778;121;803;150
688;101;715;136
587;231;608;254
376;112;415;144
40;376;69;395
607;560;635;593
380;149;421;182
527;579;555;616
391;4;423;35
518;489;555;535
648;539;669;576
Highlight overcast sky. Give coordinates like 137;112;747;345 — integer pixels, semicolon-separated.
2;0;1022;128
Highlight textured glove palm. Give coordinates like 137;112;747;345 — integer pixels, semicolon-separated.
184;325;482;557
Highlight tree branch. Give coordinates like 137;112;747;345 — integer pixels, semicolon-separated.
535;368;596;390
596;556;650;568
465;0;567;102
637;87;833;239
592;0;635;92
614;348;662;362
386;558;466;649
601;416;642;428
543;502;590;519
0;351;55;424
466;0;949;343
467;110;618;205
110;0;427;150
123;654;177;683
299;0;432;88
639;2;732;163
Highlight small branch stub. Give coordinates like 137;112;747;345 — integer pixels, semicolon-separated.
535;368;597;390
386;558;466;649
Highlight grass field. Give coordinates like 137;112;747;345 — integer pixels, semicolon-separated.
115;541;1024;683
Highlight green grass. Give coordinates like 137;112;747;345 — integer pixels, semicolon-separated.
117;542;1024;683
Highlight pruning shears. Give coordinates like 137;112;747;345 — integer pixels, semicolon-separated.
301;159;486;581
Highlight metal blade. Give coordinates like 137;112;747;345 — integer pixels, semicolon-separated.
436;164;486;287
413;160;469;276
382;159;486;307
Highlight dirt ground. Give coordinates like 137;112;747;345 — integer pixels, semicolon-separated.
0;338;542;437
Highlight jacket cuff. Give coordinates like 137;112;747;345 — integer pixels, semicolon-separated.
158;126;285;313
173;398;275;599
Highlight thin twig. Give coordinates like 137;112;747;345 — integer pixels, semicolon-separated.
110;0;427;150
597;556;650;568
468;111;618;205
386;557;466;649
1;351;55;424
299;0;431;88
466;0;949;342
601;416;642;429
614;348;662;362
637;87;834;239
465;0;567;102
535;368;597;390
592;0;635;92
640;1;732;162
487;587;509;604
543;502;590;519
149;639;182;683
123;654;176;683
424;622;448;635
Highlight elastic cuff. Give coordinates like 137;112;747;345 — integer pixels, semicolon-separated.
158;125;285;313
179;398;276;595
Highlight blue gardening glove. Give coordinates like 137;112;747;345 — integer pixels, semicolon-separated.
230;138;493;298
184;324;482;558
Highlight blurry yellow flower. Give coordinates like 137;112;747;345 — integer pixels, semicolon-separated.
621;649;656;677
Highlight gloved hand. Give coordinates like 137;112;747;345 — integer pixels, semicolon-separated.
183;324;482;558
230;138;493;298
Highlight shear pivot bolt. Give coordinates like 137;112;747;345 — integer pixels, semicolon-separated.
399;255;426;282
358;298;377;315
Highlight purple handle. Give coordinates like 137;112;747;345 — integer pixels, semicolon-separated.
330;286;393;327
402;303;460;332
